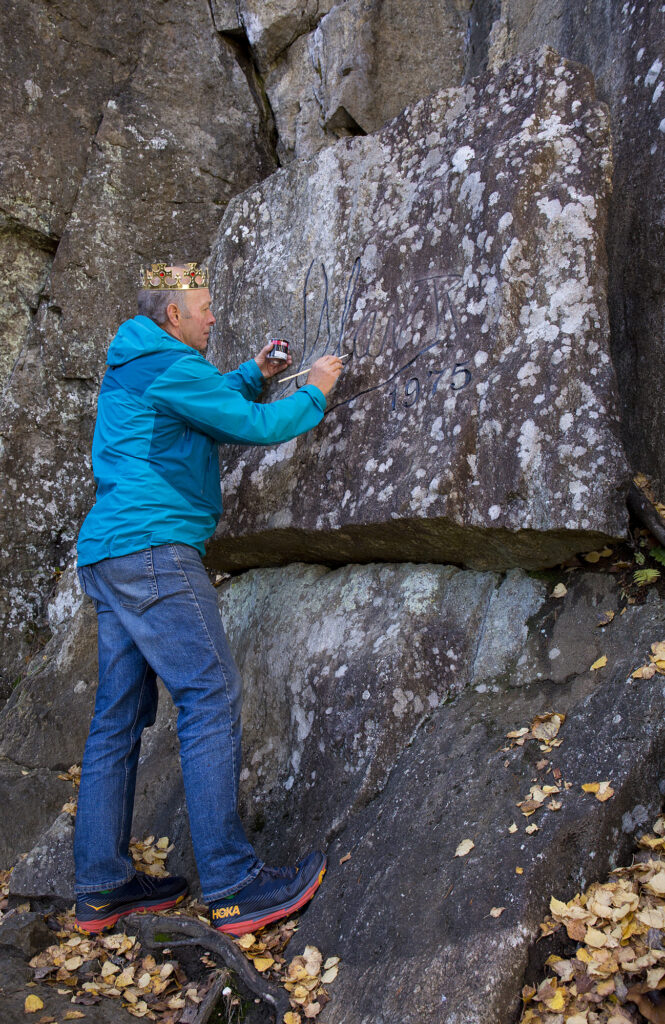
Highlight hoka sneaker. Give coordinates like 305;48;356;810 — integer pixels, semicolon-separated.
75;872;188;933
209;851;327;935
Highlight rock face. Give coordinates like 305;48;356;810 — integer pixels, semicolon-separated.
0;0;278;682
487;2;665;500
208;49;629;573
293;573;665;1024
6;562;665;1024
236;0;473;164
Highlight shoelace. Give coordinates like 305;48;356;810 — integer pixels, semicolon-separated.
136;872;159;895
259;864;299;882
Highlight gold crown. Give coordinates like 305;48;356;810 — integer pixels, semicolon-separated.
140;262;209;289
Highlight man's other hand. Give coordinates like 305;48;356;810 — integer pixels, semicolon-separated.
255;342;293;379
307;355;344;397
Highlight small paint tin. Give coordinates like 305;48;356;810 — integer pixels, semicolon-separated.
267;338;290;361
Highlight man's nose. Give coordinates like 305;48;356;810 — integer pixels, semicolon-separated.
208;312;216;324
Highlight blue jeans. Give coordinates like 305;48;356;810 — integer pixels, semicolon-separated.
75;543;262;901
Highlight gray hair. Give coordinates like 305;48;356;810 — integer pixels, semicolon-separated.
137;288;192;326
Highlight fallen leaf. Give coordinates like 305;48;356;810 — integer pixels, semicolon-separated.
323;957;340;970
584;550;602;563
516;867;523;874
25;996;45;1013
552;583;567;598
64;1014;86;1021
582;782;600;794
526;824;539;835
321;964;339;983
252;957;275;972
633;664;657;679
544;988;565;1011
597;610;615;627
596;781;615;802
454;839;474;858
284;1014;301;1024
490;907;505;918
339;853;351;865
590;655;608;671
508;823;518;834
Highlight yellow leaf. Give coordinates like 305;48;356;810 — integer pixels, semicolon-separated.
252;957;274;972
454;839;474;857
516;866;523;874
489;907;505;918
24;995;44;1013
651;641;665;659
508;823;518;834
590;656;607;671
284;1014;301;1024
525;824;539;834
595;781;614;802
64;1013;86;1021
545;989;565;1011
550;897;569;916
64;956;83;971
552;583;567;598
321;964;339;983
236;934;255;949
583;551;601;563
156;837;170;849
582;783;600;793
323;957;340;970
576;947;592;963
585;926;609;948
632;664;656;678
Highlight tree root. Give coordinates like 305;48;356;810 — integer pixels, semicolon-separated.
125;913;291;1022
628;480;665;547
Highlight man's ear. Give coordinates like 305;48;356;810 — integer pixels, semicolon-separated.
166;301;180;327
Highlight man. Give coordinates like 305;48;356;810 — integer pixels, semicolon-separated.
74;262;343;936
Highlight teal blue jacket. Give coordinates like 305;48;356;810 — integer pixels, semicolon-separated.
77;316;325;566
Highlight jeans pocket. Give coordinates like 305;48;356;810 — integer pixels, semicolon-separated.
97;546;195;615
98;549;159;614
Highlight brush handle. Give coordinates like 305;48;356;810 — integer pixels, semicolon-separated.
277;353;350;384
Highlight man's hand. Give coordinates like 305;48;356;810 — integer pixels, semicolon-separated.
306;355;345;397
255;342;293;380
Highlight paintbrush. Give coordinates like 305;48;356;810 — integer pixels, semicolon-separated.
276;352;351;384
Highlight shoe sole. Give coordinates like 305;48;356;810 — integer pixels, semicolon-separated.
75;891;187;934
214;860;327;936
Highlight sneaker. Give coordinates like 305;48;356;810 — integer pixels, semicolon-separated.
209;851;327;936
75;872;188;933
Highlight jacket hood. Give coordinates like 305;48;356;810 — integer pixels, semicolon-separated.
106;316;196;368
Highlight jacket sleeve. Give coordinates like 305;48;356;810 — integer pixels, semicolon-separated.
146;352;327;445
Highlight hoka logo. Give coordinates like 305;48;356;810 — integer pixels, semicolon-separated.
212;905;240;920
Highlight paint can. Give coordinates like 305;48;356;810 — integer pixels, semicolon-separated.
267;339;290;361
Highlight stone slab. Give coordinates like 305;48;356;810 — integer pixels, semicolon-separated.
487;0;665;499
208;48;629;574
292;574;665;1024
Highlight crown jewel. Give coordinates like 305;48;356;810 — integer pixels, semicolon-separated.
140;262;209;289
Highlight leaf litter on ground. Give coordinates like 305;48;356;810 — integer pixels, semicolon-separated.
22;837;339;1023
520;813;665;1024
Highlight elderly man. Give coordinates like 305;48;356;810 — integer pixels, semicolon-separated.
74;262;343;936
